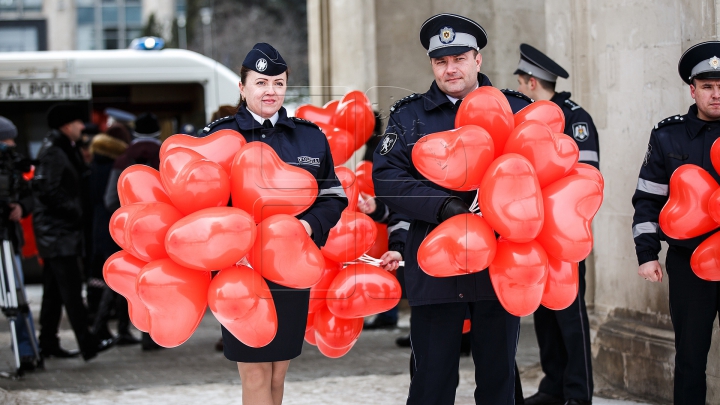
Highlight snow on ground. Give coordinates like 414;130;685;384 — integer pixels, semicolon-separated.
0;371;650;405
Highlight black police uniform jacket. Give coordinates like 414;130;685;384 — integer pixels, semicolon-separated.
32;130;88;258
204;106;347;247
372;74;531;306
552;92;600;169
632;104;720;265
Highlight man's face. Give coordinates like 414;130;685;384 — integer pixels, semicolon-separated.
431;50;482;99
0;139;16;148
60;119;85;142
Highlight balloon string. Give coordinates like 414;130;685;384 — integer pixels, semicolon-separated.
345;254;405;269
469;190;481;214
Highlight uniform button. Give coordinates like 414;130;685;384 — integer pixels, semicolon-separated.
261;134;266;138
459;293;464;298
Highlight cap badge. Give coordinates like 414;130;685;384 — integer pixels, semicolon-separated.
256;58;268;72
710;56;720;70
439;26;455;44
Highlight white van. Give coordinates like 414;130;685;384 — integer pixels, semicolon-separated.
0;48;240;158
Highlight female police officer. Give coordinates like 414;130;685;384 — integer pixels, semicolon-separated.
203;43;347;405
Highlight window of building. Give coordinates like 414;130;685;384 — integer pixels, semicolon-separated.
0;20;46;51
76;0;142;50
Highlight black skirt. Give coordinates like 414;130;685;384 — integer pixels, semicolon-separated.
222;279;310;363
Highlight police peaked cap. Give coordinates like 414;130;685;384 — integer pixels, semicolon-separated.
134;113;161;138
47;103;88;129
242;43;288;76
420;13;487;58
514;43;569;83
678;41;720;85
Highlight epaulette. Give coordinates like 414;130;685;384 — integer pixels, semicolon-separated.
290;117;321;130
390;93;422;113
564;99;582;111
654;114;685;130
500;89;534;103
202;115;234;133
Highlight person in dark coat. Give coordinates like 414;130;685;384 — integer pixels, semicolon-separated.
32;103;114;361
203;42;346;405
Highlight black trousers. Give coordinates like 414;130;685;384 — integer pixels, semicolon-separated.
407;300;520;405
38;255;93;353
666;246;720;405
533;260;593;401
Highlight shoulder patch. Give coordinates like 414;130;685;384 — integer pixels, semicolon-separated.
500;89;534;103
390;93;421;113
202;115;235;133
290;117;321;130
564;99;582;111
379;133;398;155
654;114;685;130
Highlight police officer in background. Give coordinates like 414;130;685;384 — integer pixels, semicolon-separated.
373;13;530;404
632;41;720;405
513;44;598;405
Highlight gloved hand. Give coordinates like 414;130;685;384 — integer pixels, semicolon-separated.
437;196;470;223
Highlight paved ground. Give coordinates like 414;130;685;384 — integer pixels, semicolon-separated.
0;285;659;404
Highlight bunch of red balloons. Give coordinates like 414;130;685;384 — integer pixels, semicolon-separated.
660;139;720;281
103;126;401;357
296;91;375;165
412;87;604;317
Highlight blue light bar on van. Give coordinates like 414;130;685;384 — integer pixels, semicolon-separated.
128;36;165;51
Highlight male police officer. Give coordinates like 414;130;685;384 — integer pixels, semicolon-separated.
513;44;598;405
632;41;720;405
373;14;528;404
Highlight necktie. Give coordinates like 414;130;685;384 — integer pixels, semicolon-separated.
262;119;273;129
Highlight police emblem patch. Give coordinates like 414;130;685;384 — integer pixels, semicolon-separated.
710;56;720;70
439;26;455;44
572;122;589;142
643;143;652;166
256;58;268;72
379;133;398;155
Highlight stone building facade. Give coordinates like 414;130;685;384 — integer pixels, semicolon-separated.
307;0;720;402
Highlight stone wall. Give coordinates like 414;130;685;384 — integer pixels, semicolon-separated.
308;0;720;402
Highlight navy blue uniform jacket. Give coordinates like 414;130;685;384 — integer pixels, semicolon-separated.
372;74;530;306
204;106;347;247
632;104;720;265
552;91;600;169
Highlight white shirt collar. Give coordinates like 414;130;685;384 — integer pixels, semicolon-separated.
446;83;480;105
246;107;279;127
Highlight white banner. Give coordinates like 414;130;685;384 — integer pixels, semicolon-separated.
0;80;92;101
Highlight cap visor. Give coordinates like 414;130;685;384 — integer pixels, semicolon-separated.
429;46;474;58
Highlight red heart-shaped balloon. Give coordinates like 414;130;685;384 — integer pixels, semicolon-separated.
660;164;720;240
321;210;377;263
316;334;356;358
335;166;359;211
103;251;150;332
455;87;514;157
309;259;342;313
325;263;401;318
314;305;364;348
109;202;184;262
296;101;338;126
412;125;495;191
136;258;211;347
231;142;318;223
536;175;603;262
513;100;565;133
160;147;230;215
479;154;544;243
489;239;549;317
117;165;172;206
249;214;325;289
417;213;497;277
159;129;246;174
334;90;375;150
305;311;317;345
541;256;578;310
365;223;389;259
355;160;375;197
567;163;604;190
165;207;256;271
208;264;278;347
711;137;720;175
317;123;355;166
503;121;579;188
690;232;720;281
